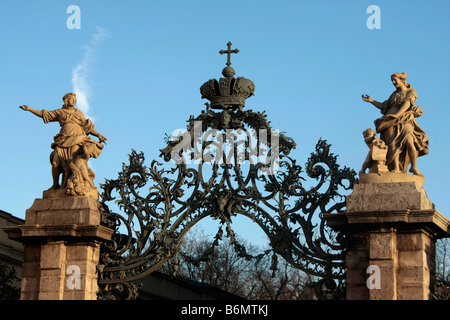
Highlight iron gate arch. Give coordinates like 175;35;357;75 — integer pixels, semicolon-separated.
96;43;357;300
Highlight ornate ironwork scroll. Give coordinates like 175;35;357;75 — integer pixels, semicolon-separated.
96;43;357;299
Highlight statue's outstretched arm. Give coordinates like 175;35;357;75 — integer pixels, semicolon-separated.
19;105;43;118
89;127;107;144
361;94;384;110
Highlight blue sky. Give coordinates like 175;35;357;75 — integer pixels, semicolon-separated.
1;0;449;246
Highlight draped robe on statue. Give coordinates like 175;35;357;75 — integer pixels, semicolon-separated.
42;107;104;188
374;86;429;173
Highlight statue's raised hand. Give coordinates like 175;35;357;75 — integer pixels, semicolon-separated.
98;134;107;144
361;94;373;103
19;105;31;111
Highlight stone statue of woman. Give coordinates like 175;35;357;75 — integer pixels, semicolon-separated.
362;72;429;176
20;92;106;199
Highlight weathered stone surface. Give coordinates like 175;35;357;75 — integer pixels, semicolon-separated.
40;242;66;269
369;232;395;260
359;172;425;187
25;196;101;225
398;266;430;284
397;283;429;300
346;181;434;213
397;232;427;251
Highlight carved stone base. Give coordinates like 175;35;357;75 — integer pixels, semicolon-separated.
2;196;113;300
367;162;388;174
346;180;433;213
43;186;99;201
325;181;450;300
359;172;424;188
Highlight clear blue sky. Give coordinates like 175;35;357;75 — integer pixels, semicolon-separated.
1;0;449;246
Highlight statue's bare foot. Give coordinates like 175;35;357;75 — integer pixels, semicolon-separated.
410;167;423;176
49;184;60;190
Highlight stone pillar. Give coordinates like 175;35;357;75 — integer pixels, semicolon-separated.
325;176;450;300
2;195;113;300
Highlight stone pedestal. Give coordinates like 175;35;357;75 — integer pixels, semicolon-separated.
325;177;450;300
2;195;113;300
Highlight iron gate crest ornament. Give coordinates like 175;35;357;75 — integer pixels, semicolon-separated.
97;42;357;300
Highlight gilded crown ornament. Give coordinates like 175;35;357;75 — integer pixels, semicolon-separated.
200;42;255;110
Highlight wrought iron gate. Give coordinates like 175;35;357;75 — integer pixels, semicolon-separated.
96;43;357;300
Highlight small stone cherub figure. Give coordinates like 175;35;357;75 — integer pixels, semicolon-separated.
360;128;388;175
20;92;106;198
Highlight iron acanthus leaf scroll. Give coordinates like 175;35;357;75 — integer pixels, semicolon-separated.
96;105;357;300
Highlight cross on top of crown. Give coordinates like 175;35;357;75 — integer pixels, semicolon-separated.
219;42;239;67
